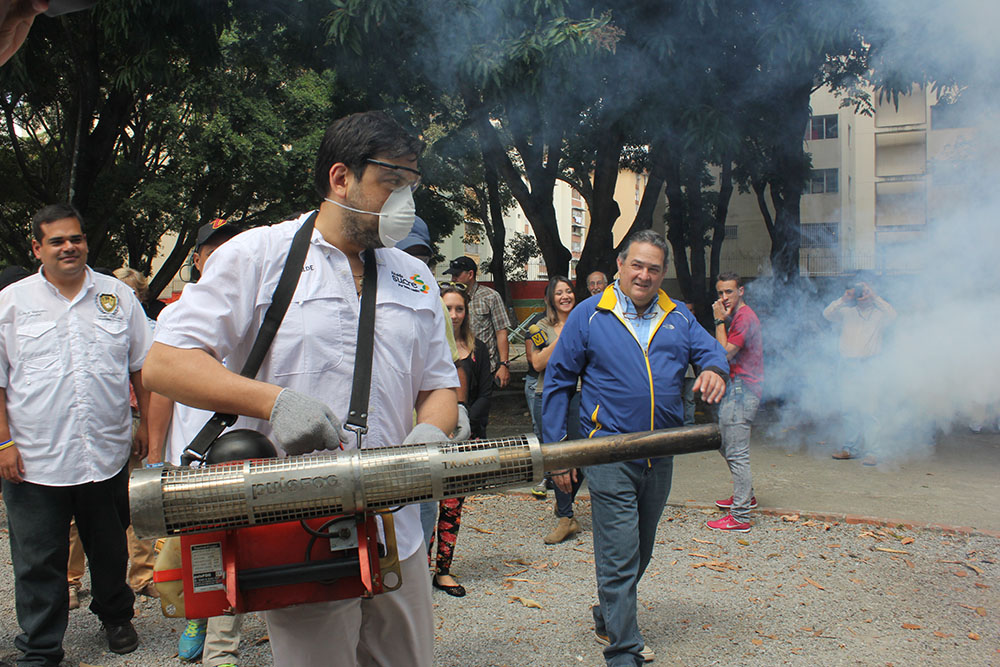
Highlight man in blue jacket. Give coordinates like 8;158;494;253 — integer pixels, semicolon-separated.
543;230;728;666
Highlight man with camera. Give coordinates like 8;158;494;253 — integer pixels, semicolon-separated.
823;276;896;464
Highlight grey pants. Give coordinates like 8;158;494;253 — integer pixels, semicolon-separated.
204;614;242;667
718;381;760;522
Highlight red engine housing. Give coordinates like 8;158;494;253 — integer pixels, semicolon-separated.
175;513;398;618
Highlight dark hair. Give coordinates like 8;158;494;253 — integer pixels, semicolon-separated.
32;204;84;241
313;111;426;199
440;284;474;349
716;271;743;287
617;229;669;268
544;275;575;326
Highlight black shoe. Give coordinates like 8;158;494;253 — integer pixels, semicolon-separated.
104;621;138;654
432;574;466;597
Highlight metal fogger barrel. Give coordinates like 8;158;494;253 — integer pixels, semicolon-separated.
131;424;719;540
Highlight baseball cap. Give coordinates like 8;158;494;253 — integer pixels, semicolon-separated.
395;216;432;254
195;218;240;249
443;256;477;276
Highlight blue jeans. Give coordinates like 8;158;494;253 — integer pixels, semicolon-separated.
4;465;134;666
839;359;879;455
535;391;583;517
718;379;760;522
585;458;674;666
525;373;540;438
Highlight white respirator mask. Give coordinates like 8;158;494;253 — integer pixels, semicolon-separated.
324;185;416;248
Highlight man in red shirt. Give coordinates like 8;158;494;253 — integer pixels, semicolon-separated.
707;272;763;532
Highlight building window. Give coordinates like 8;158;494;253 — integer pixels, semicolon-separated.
808;114;838;140
810;168;839;194
801;222;840;248
723;225;738;240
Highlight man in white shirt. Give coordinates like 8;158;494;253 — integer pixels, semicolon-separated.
143;110;459;667
0;204;153;664
823;276;897;464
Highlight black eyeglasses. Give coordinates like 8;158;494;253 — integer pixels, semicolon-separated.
440;281;467;292
366;159;422;191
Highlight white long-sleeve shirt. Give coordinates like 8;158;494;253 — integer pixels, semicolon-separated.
823;296;897;359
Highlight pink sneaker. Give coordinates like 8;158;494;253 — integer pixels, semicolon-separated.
714;495;757;510
707;514;751;532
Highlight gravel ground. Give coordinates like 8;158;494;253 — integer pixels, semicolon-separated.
0;493;996;667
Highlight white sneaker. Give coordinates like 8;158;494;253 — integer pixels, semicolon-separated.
68;586;80;610
595;630;655;662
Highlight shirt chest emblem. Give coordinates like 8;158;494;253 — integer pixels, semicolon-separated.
390;270;429;294
97;293;119;314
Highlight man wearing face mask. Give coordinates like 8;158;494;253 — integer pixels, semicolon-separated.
142;111;459;667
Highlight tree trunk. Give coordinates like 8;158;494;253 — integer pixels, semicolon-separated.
483;160;509;305
710;159;734;282
685;169;709;320
764;83;812;284
574;126;623;300
663;162;693;302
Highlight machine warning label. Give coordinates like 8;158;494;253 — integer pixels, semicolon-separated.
189;542;225;593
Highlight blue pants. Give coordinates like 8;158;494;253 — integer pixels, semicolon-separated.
534;391;582;517
585;458;673;666
3;465;134;666
718;379;760;522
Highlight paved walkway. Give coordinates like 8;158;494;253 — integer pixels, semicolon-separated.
495;389;1000;534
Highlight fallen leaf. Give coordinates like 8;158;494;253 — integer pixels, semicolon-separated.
503;558;531;567
254;635;270;646
470;526;495;534
933;631;953;638
901;537;915;545
692;538;716;545
964;563;984;575
781;514;800;522
505;578;542;584
968;632;980;640
508;596;542;609
953;570;968;578
974;582;990;589
902;623;922;630
804;577;825;590
874;547;908;554
737;539;750;546
751;638;763;646
689;552;713;559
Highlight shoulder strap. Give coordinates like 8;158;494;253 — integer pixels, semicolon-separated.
181;212;317;466
343;248;378;446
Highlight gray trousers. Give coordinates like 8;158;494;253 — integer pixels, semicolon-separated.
264;549;433;666
718;380;760;522
204;614;242;667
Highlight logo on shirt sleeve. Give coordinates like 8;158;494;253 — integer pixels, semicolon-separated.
97;293;119;314
390;271;430;294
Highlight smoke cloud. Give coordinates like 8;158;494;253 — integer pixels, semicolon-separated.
749;1;1000;462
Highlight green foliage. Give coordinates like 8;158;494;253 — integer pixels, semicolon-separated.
485;232;540;281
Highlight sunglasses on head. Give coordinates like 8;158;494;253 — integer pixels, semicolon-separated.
440;281;467;292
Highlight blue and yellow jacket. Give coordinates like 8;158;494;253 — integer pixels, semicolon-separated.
541;286;728;454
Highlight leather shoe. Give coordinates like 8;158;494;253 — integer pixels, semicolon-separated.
104;621;138;654
544;517;580;544
831;449;856;460
432;574;466;597
136;582;160;599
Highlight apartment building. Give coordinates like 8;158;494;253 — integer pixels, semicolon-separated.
720;84;977;278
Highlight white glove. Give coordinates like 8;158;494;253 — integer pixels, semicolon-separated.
402;423;449;446
453;404;472;441
269;388;347;455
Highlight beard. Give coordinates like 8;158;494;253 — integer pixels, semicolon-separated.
341;204;383;250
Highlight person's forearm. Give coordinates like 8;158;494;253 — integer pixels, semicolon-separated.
0;387;10;442
496;330;509;366
131;369;151;424
529;340;557;372
142;342;282;420
145;392;174;464
414;387;458;435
